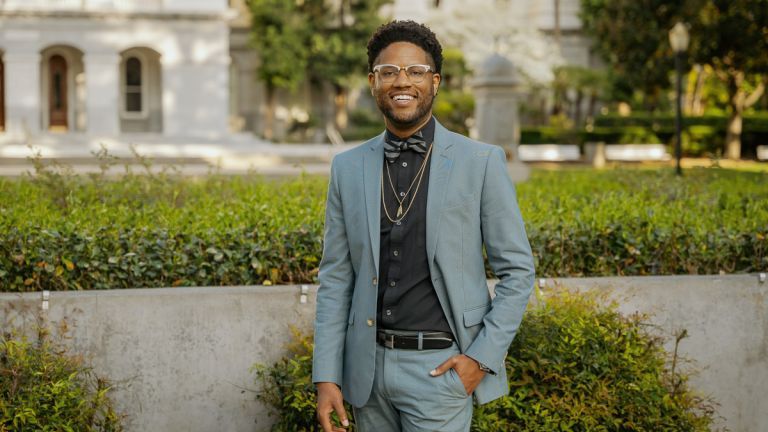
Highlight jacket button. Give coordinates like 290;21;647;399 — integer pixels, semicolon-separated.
366;319;374;327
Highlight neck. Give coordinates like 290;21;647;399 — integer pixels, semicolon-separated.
386;114;433;139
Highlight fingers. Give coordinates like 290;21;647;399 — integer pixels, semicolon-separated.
317;401;334;432
430;355;457;376
317;383;348;432
332;396;350;429
318;404;347;432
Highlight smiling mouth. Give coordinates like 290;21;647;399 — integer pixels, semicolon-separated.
392;94;415;105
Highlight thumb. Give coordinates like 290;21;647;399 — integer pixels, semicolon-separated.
430;356;455;377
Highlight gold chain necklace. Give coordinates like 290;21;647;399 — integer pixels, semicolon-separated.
381;144;433;223
386;144;432;214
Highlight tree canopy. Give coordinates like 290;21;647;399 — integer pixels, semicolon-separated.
248;0;390;136
580;0;768;158
579;0;697;109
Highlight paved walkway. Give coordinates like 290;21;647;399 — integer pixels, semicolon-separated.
0;132;360;176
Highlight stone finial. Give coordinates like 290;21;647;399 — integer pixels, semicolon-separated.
472;52;529;182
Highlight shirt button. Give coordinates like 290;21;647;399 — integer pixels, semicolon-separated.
393;250;399;256
386;309;392;316
390;281;396;287
402;162;408;167
372;277;378;285
366;319;374;327
399;191;405;197
396;221;402;226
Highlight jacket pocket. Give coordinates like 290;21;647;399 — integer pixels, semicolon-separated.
463;303;490;327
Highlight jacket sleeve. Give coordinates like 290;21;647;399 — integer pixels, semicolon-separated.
312;158;355;385
463;146;535;374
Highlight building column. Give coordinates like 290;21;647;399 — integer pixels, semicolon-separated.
3;52;41;136
84;52;120;136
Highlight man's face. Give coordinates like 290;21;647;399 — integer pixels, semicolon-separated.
368;42;441;135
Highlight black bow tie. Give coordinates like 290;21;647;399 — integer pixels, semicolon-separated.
384;132;428;163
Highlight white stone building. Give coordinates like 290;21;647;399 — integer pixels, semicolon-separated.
0;0;231;147
0;0;596;151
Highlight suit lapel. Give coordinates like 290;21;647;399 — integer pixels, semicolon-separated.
363;134;384;274
426;121;455;264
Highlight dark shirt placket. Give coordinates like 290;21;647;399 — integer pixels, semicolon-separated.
377;118;452;334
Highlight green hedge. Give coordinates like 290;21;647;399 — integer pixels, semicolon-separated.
1;332;123;431
1;167;766;291
253;292;715;431
522;111;768;157
592;112;768;131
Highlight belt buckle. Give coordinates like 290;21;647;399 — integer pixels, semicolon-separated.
384;334;395;349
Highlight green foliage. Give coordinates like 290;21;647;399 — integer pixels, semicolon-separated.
692;0;768;77
1;163;766;291
247;0;390;135
0;333;122;431
471;291;715;431
306;0;391;89
341;108;384;141
580;0;768;156
591;112;768;156
550;66;609;125
433;90;475;136
522;168;768;276
579;0;696;109
252;328;356;431
247;0;309;92
433;48;475;136
617;127;662;145
254;293;716;431
520;126;580;145
523;111;768;156
593;112;768;131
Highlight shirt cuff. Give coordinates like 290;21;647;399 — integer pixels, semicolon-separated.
466;354;497;375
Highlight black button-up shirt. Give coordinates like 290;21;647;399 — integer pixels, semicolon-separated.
377;118;452;334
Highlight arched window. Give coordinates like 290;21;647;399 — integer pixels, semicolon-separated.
124;56;142;113
48;54;68;130
0;54;5;131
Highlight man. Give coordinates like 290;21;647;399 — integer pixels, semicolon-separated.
313;20;535;432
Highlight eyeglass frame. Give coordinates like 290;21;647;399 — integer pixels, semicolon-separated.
371;64;434;84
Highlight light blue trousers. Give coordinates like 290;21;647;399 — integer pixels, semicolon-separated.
353;342;473;432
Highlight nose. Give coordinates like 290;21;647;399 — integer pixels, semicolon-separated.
392;68;412;87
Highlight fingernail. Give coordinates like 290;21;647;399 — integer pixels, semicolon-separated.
342;419;349;426
430;369;437;376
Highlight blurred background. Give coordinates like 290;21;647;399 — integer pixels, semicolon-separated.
1;2;767;431
0;0;766;168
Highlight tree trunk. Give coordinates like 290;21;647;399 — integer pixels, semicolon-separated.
725;71;745;160
689;64;705;116
573;89;583;126
334;84;348;131
264;85;275;141
586;90;597;124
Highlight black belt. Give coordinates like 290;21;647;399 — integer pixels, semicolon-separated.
376;330;454;350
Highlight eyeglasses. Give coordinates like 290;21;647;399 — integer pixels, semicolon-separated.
372;64;433;84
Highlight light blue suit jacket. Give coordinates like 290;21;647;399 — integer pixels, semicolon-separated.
312;120;535;406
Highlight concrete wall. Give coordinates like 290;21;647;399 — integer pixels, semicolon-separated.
1;274;766;431
1;285;317;432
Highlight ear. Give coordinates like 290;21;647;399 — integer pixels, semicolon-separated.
432;72;441;95
368;72;376;94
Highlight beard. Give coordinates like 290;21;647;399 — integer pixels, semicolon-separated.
375;87;436;131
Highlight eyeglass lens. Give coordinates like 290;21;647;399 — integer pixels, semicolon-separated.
377;65;430;83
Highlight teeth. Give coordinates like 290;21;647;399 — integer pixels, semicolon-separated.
393;95;414;101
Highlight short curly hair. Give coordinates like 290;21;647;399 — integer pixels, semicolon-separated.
367;20;443;74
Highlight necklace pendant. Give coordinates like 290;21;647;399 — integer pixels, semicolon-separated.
396;204;403;218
